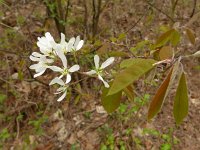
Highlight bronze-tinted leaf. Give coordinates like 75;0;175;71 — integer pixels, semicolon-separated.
186;28;195;45
166;60;182;98
159;46;173;60
173;73;189;125
123;85;134;101
148;68;173;120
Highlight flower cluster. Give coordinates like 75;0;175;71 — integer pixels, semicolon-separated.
30;32;114;101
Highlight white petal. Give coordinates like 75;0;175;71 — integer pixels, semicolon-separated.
56;87;65;93
29;63;41;70
49;66;63;72
66;74;71;84
57;91;67;102
98;75;109;88
67;42;74;52
100;57;115;69
39;46;48;54
54;91;63;95
94;55;100;68
45;32;54;42
68;37;75;44
74;36;80;48
56;49;67;68
30;56;40;61
50;40;57;49
46;58;54;64
60;33;65;44
35;66;46;73
59;74;64;79
76;40;84;50
49;77;65;86
33;69;46;78
32;52;43;57
85;70;96;75
69;65;80;72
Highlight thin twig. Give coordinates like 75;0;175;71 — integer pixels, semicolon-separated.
125;13;146;33
83;0;88;39
190;0;197;18
0;22;13;29
145;1;175;22
15;113;20;140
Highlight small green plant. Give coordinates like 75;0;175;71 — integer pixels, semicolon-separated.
70;142;81;150
0;128;11;147
0;93;7;104
28;112;48;135
99;125;115;150
99;124;128;150
142;127;179;150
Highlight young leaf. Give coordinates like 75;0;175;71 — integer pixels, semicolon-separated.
173;73;189;125
108;59;156;95
108;51;129;57
120;58;156;69
101;86;122;113
130;40;150;54
154;29;175;48
118;33;126;40
148;68;173;120
159;46;173;60
185;28;195;45
170;30;180;46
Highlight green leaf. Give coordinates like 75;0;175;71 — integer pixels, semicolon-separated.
148;68;173;120
160;143;171;150
185;28;195;45
154;29;175;48
118;33;126;40
130;40;149;54
120;58;156;68
109;59;156;95
108;51;129;57
170;30;180;46
173;73;189;125
101;86;122;113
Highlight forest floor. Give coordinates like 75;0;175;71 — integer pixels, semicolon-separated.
0;0;200;149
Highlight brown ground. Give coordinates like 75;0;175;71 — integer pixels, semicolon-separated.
0;0;200;149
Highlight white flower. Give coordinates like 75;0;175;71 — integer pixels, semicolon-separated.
57;34;84;54
29;56;53;78
49;77;68;102
68;36;84;52
49;48;80;83
37;32;57;58
85;55;115;88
